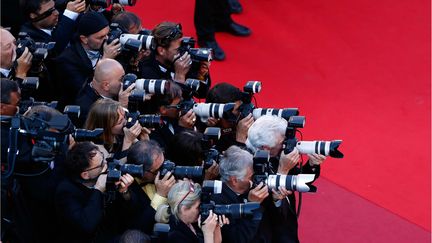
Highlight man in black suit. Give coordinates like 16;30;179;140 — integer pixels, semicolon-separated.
55;142;134;243
55;11;121;108
75;58;134;127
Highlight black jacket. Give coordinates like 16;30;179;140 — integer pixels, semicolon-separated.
75;83;103;127
55;40;94;108
167;216;203;243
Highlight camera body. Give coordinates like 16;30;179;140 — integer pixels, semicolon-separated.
87;0;137;8
16;32;55;73
201;127;221;169
107;23;142;53
180;37;213;63
159;160;204;181
125;111;164;129
238;81;261;119
106;159;144;201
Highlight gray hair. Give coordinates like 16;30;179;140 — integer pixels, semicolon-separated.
246;115;287;153
219;146;253;182
155;181;201;223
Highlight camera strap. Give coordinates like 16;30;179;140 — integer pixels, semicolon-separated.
4;117;20;179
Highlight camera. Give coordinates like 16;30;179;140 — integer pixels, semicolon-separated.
16;32;55;73
193;102;237;122
201;127;221;169
252;150;317;193
87;0;137;8
238;81;261;119
106;159;144;201
125;112;164;129
122;74;168;95
180;37;213;63
159;160;204;181
200;180;262;222
180;78;201;100
107;23;142;53
295;140;344;158
120;33;155;51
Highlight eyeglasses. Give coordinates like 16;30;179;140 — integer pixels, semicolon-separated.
177;182;195;207
84;152;105;172
32;7;57;22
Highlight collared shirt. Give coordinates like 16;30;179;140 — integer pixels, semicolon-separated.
0;68;11;78
85;50;102;68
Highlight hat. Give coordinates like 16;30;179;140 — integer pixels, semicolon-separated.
77;12;109;36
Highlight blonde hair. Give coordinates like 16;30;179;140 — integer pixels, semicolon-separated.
155;181;201;223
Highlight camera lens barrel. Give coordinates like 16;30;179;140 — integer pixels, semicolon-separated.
243;81;261;94
135;79;167;94
252;108;299;120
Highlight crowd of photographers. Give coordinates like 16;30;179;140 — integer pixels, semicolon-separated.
0;1;344;243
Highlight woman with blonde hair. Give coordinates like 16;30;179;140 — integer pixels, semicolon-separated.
155;181;229;243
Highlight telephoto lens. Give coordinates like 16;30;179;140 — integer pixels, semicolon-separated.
135;79;168;94
266;174;317;192
120;34;155;51
252;108;299;120
295;140;344;158
137;115;164;128
193;103;235;121
243;81;262;94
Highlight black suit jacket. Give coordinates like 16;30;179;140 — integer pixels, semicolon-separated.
167;216;203;243
55;40;94;107
75;83;102;127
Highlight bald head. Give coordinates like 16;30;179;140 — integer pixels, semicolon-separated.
92;58;125;97
0;28;17;69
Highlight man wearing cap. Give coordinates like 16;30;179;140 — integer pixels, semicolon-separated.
55;11;121;108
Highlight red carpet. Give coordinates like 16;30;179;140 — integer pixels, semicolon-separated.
129;0;431;240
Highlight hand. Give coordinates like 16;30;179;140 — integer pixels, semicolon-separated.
138;127;152;141
154;171;175;197
278;147;300;174
308;153;326;166
118;83;136;108
173;52;191;83
178;109;196;129
206;117;219;127
116;173;134;193
271;186;292;201
103;39;121;59
15;47;32;79
236;113;254;143
111;3;125;15
204;161;219;180
122;121;142;146
214;214;229;243
94;174;107;192
199;210;218;234
66;0;86;13
248;182;269;204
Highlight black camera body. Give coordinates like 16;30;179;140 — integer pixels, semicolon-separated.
238;81;261;120
125;111;163;129
107;23;142;53
159;160;204;181
16;32;55;73
200;180;262;222
106;159;143;201
201;127;221;169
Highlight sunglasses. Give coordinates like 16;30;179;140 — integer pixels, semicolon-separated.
177;182;195;206
31;7;57;22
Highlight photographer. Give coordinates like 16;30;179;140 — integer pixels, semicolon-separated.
55;11;121;107
21;0;85;56
122;140;175;234
155;181;229;243
75;58;131;127
0;28;33;81
111;11;153;74
55;142;134;243
246;115;326;242
149;81;196;149
211;145;272;243
140;22;210;98
84;99;145;159
204;82;255;151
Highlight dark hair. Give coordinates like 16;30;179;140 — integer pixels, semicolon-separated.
23;104;62;119
0;78;19;104
206;82;243;103
127;140;163;171
112;11;141;33
152;81;183;108
24;0;49;18
64;142;99;178
119;229;151;243
151;21;182;48
166;131;204;166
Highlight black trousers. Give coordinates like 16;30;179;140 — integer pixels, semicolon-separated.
194;0;233;41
